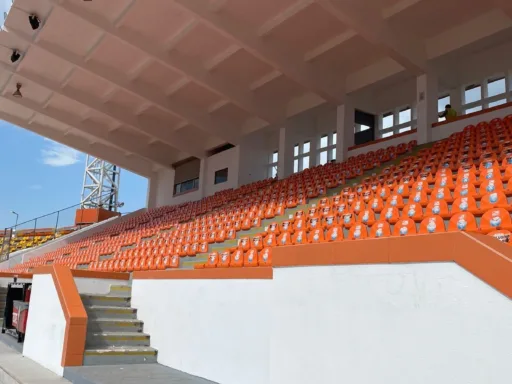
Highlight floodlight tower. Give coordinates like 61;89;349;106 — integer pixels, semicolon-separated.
80;155;121;212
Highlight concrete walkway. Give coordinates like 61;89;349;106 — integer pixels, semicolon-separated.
64;364;218;384
0;339;70;384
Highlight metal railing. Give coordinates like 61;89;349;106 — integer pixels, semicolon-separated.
0;202;95;262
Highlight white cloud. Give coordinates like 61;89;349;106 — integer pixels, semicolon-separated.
29;184;42;190
41;140;81;167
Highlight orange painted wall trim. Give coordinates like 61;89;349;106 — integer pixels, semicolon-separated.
0;271;33;279
133;267;273;280
272;232;512;299
33;265;87;367
432;101;512;128
347;129;417;151
71;269;130;280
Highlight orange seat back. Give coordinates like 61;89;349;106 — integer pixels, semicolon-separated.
480;178;504;194
419;215;446;234
392;219;417;236
348;224;368;240
480;192;508;210
217;251;231;268
385;194;404;209
448;212;478;232
258;248;272;266
488;230;512;245
230;250;244;267
292;230;307;245
325;226;343;242
401;203;423;221
480;208;512;233
382;206;400;223
251;235;264;250
238;237;251;251
453;183;478;198
369;220;391;238
341;212;356;228
244;249;259;267
308;229;325;244
357;209;376;226
205;252;218;268
307;216;322;230
323;214;338;229
451;196;478;214
368;197;384;213
277;232;292;246
264;233;277;247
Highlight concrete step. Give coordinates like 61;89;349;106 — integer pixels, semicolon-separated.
81;294;131;308
83;346;157;366
87;318;143;333
109;285;132;297
85;305;137;320
86;331;150;348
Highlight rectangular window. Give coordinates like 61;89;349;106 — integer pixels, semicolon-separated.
293;159;299;173
332;132;337;145
214;168;228;184
331;148;336;161
271;166;277;178
465;105;482;114
293;145;299;157
464;84;482;104
438;95;450;122
438;95;450;113
398;126;411;133
382;112;394;129
271;151;278;163
382;132;393;138
320;135;328;148
303;141;310;154
488;99;507;108
302;156;310;170
319;151;328;165
487;77;506;98
398;108;411;124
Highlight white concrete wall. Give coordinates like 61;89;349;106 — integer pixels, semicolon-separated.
132;263;512;384
204;147;240;197
74;277;130;295
346;131;418;157
23;274;66;376
239;129;276;186
132;278;272;384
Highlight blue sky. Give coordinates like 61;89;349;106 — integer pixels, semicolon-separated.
0;121;148;231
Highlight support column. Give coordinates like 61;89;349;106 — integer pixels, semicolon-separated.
335;99;355;162
198;158;207;197
146;168;175;208
450;87;463;116
278;126;293;179
416;70;438;145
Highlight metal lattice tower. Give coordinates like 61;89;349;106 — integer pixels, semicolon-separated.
80;156;121;212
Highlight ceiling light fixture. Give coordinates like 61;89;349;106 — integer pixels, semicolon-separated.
28;14;40;30
13;83;22;98
10;50;20;63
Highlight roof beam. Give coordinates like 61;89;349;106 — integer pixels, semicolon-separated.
173;0;345;104
53;0;283;124
257;0;315;37
4;27;237;150
1;94;177;168
0;111;152;177
0;61;199;161
493;0;512;18
316;0;427;75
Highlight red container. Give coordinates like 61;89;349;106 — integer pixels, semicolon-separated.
12;301;29;334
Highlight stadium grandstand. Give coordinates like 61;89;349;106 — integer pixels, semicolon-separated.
0;0;511;383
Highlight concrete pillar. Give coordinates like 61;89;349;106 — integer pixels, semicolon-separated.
146;168;175;208
278;126;293;179
416;71;438;145
450;87;463;116
198;158;207;197
335;99;355;162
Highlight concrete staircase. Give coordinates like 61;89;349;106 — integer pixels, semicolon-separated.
81;285;157;365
